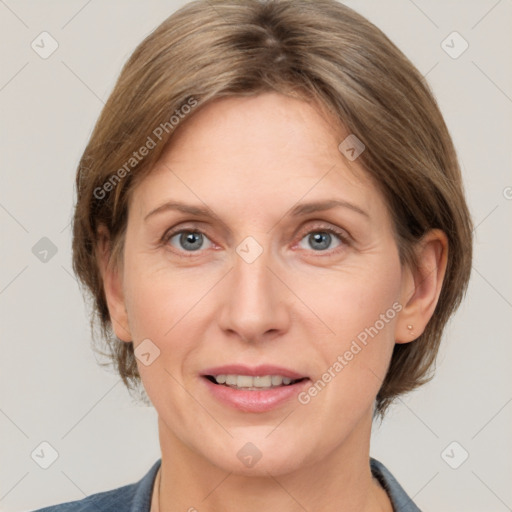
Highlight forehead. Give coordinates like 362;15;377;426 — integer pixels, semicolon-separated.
163;92;352;177
130;92;388;224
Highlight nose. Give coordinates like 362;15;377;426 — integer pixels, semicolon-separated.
217;245;291;344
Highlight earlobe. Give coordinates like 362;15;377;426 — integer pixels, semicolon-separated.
96;226;132;342
395;229;449;344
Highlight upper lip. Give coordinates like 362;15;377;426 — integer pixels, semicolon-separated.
201;364;308;380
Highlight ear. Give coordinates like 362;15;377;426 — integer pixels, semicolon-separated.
395;229;448;343
96;225;132;342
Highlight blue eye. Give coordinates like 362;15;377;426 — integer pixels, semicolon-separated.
163;225;349;257
167;230;213;252
298;229;344;252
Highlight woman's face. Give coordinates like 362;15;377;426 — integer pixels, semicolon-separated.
109;92;415;475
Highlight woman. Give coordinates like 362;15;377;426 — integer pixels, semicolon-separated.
33;0;473;510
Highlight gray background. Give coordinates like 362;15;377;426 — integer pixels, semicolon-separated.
1;1;511;510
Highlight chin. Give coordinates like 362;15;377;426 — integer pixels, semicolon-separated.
214;447;307;477
193;430;315;477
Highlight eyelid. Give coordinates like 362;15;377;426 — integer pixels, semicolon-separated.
161;220;352;255
161;223;216;255
295;220;352;243
162;221;210;239
160;219;231;247
292;222;352;255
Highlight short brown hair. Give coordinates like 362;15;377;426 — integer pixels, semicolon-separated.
72;0;473;415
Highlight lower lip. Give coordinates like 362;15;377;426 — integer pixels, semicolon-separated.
202;377;310;413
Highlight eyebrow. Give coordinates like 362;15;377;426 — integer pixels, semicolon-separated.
144;199;369;222
144;202;222;222
289;199;368;218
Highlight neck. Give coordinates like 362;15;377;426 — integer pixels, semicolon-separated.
155;413;391;512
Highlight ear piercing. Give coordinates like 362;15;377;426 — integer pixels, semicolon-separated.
407;324;414;336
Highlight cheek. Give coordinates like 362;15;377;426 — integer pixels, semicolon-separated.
120;260;201;409
312;259;402;341
121;233;193;340
121;248;220;363
123;270;172;342
305;258;403;397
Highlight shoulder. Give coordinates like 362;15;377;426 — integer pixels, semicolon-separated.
370;457;421;512
30;459;161;512
30;483;137;512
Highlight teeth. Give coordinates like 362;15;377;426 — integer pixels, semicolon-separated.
271;375;282;386
253;376;272;387
225;375;237;385
237;375;253;387
213;374;299;389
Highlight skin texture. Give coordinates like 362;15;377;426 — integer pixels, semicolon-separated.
99;92;448;511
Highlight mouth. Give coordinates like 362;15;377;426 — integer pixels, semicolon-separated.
204;374;308;390
200;365;310;412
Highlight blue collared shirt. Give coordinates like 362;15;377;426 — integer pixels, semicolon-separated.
31;458;421;511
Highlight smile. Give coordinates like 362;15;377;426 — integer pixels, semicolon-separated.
201;365;310;412
207;374;306;389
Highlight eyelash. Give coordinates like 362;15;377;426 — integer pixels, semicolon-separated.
161;223;351;258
